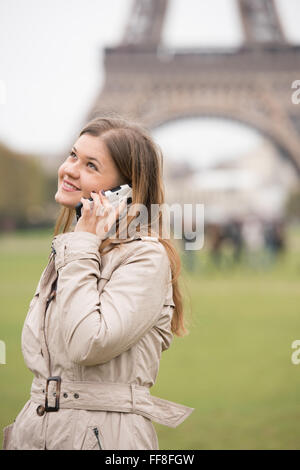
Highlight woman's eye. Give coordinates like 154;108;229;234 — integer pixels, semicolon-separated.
68;152;97;170
87;162;97;170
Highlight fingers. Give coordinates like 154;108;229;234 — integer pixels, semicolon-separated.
99;191;111;211
89;190;113;218
89;192;100;215
108;199;127;234
103;198;126;235
89;191;106;218
81;191;127;237
80;196;93;216
114;198;127;220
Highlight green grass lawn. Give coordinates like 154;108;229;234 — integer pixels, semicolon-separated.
1;226;300;449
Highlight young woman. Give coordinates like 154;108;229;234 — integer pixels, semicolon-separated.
3;116;194;450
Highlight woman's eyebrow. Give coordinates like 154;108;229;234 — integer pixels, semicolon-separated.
73;146;102;166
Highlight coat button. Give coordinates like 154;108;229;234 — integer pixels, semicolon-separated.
63;393;68;398
74;393;79;399
36;405;45;416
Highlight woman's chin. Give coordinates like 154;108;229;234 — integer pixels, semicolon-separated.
54;190;80;209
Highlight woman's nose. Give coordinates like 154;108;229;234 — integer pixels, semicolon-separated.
64;163;80;178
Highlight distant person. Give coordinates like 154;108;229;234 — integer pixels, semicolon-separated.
222;219;243;265
209;223;223;267
241;215;265;268
264;219;286;264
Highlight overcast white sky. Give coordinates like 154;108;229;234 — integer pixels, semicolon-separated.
0;0;299;169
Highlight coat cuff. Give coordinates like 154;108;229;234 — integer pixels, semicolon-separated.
51;231;102;271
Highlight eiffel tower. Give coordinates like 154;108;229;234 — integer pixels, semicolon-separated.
86;0;300;176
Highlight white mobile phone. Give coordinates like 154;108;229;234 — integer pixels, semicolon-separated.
75;184;132;221
104;183;132;209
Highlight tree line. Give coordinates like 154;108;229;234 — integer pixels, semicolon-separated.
0;142;58;231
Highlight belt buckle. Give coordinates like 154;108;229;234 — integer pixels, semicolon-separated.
45;376;61;412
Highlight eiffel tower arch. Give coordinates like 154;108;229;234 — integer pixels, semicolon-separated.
86;0;300;176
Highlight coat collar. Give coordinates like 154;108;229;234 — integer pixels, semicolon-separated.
66;229;158;245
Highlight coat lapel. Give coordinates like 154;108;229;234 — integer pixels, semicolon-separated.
38;253;57;375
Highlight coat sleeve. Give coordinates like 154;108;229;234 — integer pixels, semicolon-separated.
52;231;171;366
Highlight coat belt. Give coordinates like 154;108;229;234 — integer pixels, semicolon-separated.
30;377;194;428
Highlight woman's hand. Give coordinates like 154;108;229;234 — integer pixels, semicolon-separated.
74;190;126;240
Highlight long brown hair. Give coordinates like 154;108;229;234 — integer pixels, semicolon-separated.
53;115;190;337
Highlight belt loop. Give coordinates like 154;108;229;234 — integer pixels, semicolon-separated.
130;384;136;412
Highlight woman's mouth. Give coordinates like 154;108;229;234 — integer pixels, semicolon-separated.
62;180;81;192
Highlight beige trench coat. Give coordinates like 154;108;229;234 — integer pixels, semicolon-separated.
2;231;194;450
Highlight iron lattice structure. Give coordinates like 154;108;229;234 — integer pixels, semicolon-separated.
86;0;300;175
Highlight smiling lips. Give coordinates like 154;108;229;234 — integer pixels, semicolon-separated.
62;180;80;192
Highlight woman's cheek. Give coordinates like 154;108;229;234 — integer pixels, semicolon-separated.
58;164;65;179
